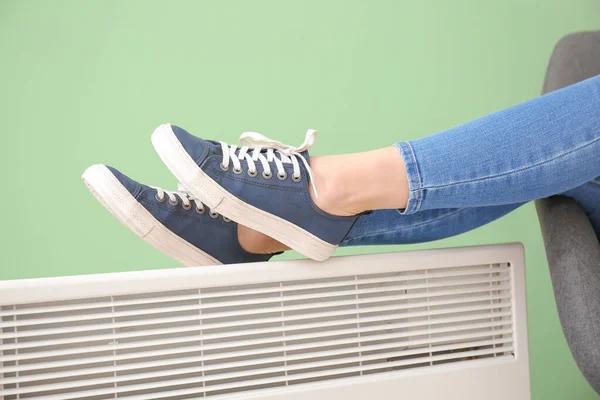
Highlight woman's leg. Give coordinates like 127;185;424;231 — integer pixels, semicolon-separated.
340;173;600;246
341;204;523;246
395;73;600;214
340;179;599;247
310;74;600;218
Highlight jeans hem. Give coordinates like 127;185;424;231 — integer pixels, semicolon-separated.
394;141;422;215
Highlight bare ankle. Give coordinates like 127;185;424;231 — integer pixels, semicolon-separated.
309;147;409;216
237;224;289;254
309;156;361;216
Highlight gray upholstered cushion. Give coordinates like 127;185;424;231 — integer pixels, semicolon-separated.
536;31;600;394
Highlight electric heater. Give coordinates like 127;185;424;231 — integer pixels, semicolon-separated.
1;243;530;399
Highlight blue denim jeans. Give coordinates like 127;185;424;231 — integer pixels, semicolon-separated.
342;74;600;247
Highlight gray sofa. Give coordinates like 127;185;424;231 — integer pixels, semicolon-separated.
536;31;600;394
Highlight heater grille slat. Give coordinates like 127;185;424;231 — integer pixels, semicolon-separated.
2;339;515;396
0;266;510;318
1;314;512;376
0;275;510;329
1;326;515;376
0;283;511;340
1;308;511;363
1;333;514;385
2;262;516;400
0;299;510;352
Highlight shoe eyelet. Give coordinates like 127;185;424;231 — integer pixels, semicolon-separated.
277;172;288;180
262;171;272;179
220;163;229;172
292;174;302;182
247;169;258;177
223;216;232;223
209;211;219;219
196;207;205;214
233;167;243;175
155;193;166;203
169;197;179;206
182;202;192;210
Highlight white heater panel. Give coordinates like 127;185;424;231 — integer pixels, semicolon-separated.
0;243;529;400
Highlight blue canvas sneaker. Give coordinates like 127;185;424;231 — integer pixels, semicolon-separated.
151;123;361;261
81;164;276;266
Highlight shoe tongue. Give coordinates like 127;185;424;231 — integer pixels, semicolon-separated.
207;140;226;157
299;149;310;165
274;148;311;167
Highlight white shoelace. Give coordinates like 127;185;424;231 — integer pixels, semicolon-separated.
219;129;319;197
151;184;230;221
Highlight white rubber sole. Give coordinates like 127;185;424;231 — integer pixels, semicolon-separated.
151;124;337;262
81;164;221;267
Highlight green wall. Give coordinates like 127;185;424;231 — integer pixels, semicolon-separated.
1;1;599;398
